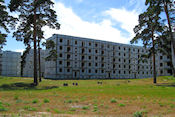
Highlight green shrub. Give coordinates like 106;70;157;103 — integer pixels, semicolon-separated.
69;108;76;111
133;111;143;117
43;99;50;103
14;95;19;100
118;103;125;107
82;106;89;110
32;99;38;104
93;106;98;112
0;105;8;111
110;98;117;103
23;106;37;111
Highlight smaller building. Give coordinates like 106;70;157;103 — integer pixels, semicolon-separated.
23;49;45;77
0;51;21;77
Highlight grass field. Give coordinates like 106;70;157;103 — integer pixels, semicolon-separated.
0;76;175;117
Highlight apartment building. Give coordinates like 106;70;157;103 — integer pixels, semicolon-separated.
23;49;45;77
0;51;21;77
45;34;172;79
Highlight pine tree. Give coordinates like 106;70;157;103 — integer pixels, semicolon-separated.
9;0;60;86
0;0;16;48
131;2;163;83
145;0;175;76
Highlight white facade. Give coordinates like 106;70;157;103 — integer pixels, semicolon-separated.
45;34;172;79
0;51;21;77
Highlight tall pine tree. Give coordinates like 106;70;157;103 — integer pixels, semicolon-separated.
0;0;16;48
9;0;60;86
131;1;163;83
146;0;175;76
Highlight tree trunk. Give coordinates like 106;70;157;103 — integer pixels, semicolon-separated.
152;30;157;83
33;1;38;86
163;2;175;77
38;40;41;82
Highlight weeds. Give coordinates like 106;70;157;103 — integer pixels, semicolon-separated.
133;111;143;117
43;99;50;103
118;103;125;107
110;98;117;103
32;99;39;104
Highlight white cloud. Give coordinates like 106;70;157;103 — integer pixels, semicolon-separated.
105;8;139;38
43;2;139;44
15;49;24;53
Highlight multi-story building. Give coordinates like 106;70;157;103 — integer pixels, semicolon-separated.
23;49;45;77
0;51;21;77
45;34;172;79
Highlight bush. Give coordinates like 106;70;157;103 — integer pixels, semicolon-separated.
32;99;38;104
118;103;125;107
0;105;8;111
24;106;37;111
43;99;50;103
110;98;117;103
82;106;89;110
69;108;76;111
133;111;143;117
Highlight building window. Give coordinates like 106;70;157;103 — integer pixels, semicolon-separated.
59;53;62;57
160;63;163;67
82;69;84;73
60;38;63;42
119;70;120;74
67;54;70;59
89;42;91;46
75;41;77;44
119;58;121;62
59;61;62;65
102;64;104;67
102;51;104;55
67;40;70;45
113;64;115;68
124;47;125;50
102;57;104;61
124;53;126;56
95;50;98;53
89;49;91;53
95;43;98;47
95;56;98;60
124;59;126;63
67;47;70;52
107;45;110;48
119;65;121;68
89;62;91;66
95;69;98;73
113;71;115;73
89;56;91;60
67;62;70;67
129;71;131;74
82;56;85;60
67;69;70;72
113;58;115;62
60;46;62;50
89;69;91;73
124;71;126;74
119;47;120;50
124;65;126;68
118;53;120;56
82;42;84;46
82;48;85;53
59;68;62;72
95;63;98;66
82;62;84;67
102;70;104;73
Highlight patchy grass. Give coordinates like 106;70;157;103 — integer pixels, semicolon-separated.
0;76;175;116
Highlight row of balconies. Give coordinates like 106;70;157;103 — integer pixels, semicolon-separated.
55;36;147;53
56;45;147;55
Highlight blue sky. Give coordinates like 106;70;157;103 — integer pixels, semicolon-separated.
3;0;147;52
